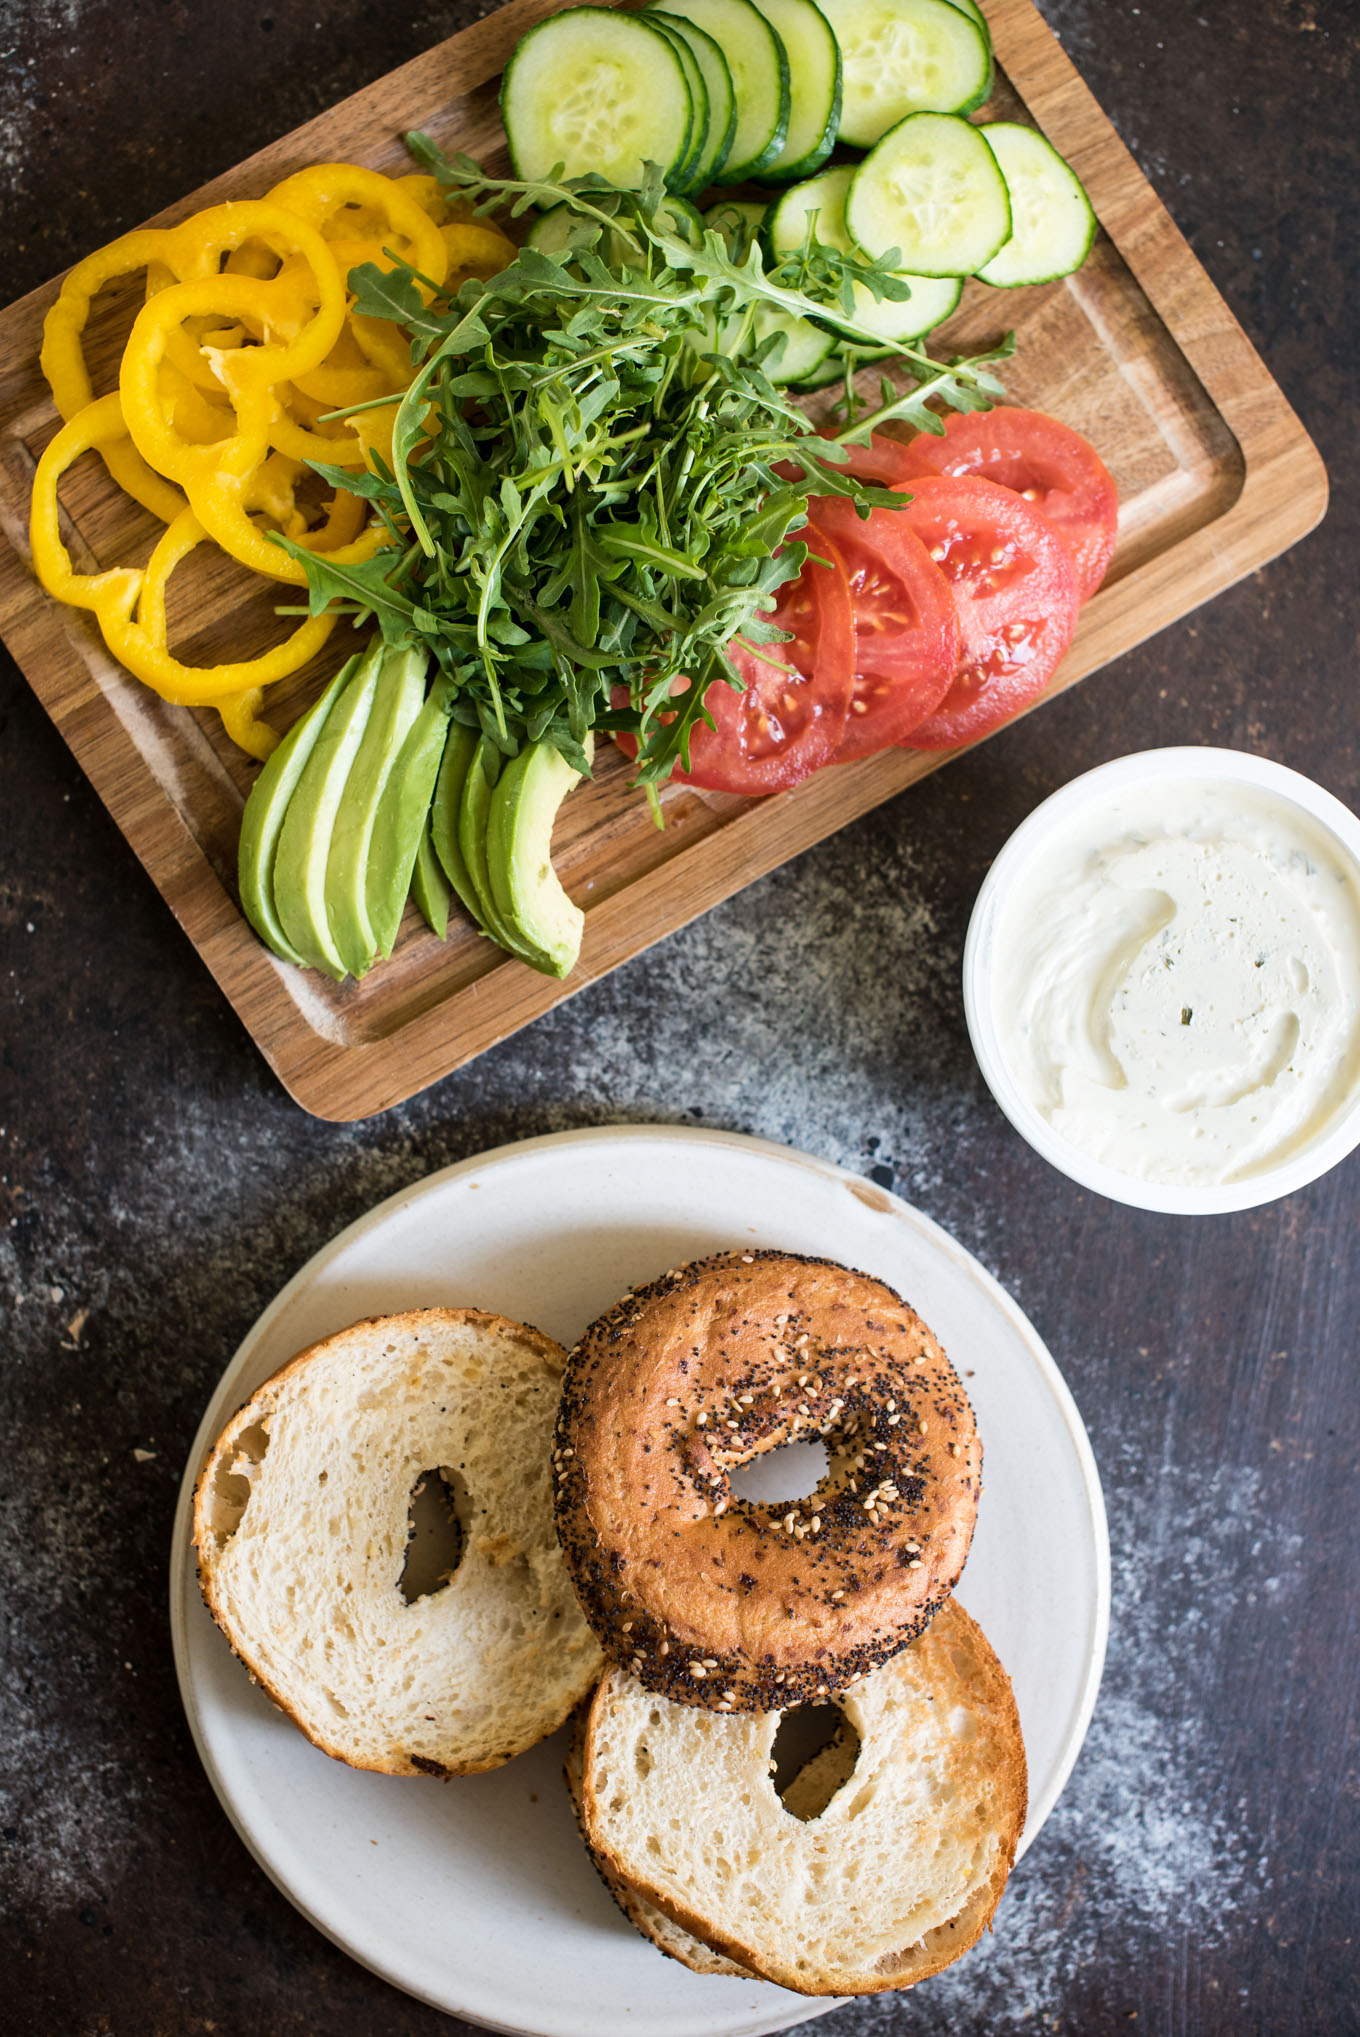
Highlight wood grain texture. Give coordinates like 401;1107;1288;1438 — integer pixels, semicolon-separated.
0;0;1327;1119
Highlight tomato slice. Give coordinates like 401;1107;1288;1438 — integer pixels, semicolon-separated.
677;546;855;794
898;407;1118;600
806;495;959;759
891;474;1081;750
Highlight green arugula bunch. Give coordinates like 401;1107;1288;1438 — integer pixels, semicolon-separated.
279;138;1010;789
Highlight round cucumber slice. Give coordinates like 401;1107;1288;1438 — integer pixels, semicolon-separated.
941;0;990;34
695;198;832;383
527;196;703;270
819;0;991;146
501;10;694;191
766;163;963;341
651;13;738;191
646;14;711;191
975;121;1097;286
846;110;1011;277
654;0;790;182
748;0;842;182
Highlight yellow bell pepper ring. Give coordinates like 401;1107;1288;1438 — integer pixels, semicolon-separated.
265;165;449;292
184;461;385;584
28;394;146;615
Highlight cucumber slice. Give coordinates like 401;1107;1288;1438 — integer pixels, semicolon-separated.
942;0;989;35
651;13;738;190
975;121;1097;286
646;14;710;191
698;199;833;383
501;9;694;191
654;0;789;182
766;164;963;341
819;0;991;145
527;195;703;268
846;110;1011;277
747;0;841;181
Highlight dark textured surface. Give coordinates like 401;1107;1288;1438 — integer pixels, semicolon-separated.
1;1;1357;2032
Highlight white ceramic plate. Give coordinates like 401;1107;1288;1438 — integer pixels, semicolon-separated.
170;1126;1109;2037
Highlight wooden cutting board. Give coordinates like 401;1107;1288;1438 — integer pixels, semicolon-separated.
0;0;1326;1119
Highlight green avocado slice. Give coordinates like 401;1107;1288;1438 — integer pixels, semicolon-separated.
272;647;383;980
410;820;452;939
457;737;541;963
365;679;455;960
237;654;360;969
324;645;429;979
430;720;490;935
486;735;592;978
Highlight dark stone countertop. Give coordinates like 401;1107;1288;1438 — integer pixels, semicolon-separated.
1;2;1356;2032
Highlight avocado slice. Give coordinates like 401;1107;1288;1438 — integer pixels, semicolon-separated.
430;720;490;934
486;734;592;978
324;645;428;979
410;820;452;939
272;647;383;979
237;655;360;968
457;736;542;964
365;680;455;960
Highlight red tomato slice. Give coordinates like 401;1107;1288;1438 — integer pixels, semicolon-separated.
812;426;919;488
775;427;920;491
898;407;1118;600
678;546;855;794
891;474;1081;751
806;495;960;759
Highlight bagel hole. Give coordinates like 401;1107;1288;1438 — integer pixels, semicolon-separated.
771;1704;860;1821
399;1467;466;1605
204;1418;271;1546
729;1437;829;1505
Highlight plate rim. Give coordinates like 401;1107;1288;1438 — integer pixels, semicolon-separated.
170;1123;1111;2033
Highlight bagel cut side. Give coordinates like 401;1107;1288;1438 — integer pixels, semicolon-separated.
555;1251;981;1710
194;1308;603;1776
580;1600;1027;1996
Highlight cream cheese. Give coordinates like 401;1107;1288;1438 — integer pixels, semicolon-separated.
993;779;1360;1186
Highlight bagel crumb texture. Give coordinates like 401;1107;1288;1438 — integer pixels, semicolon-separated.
554;1251;981;1710
194;1308;603;1776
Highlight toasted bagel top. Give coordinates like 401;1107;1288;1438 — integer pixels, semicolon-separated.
554;1251;981;1710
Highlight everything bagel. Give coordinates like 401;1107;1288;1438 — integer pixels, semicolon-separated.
553;1251;981;1710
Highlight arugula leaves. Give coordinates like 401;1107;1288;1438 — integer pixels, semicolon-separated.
283;144;1009;785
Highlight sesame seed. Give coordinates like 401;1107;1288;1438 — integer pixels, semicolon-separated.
561;1447;573;1458
810;1515;822;1532
739;1394;754;1405
722;1689;735;1702
727;1420;740;1431
862;1499;876;1511
886;1401;897;1413
660;1641;670;1656
887;1414;901;1427
696;1413;708;1426
703;1658;718;1668
666;1397;682;1406
950;1441;960;1456
784;1512;797;1532
831;1589;845;1601
908;1558;923;1570
622;1621;633;1632
919;1423;928;1435
689;1662;708;1677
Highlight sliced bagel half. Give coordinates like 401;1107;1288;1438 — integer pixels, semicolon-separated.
194;1308;603;1776
579;1600;1026;1995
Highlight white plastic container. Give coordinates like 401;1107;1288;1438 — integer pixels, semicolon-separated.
962;747;1360;1214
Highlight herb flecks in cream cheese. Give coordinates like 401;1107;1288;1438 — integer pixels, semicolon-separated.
994;781;1360;1186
